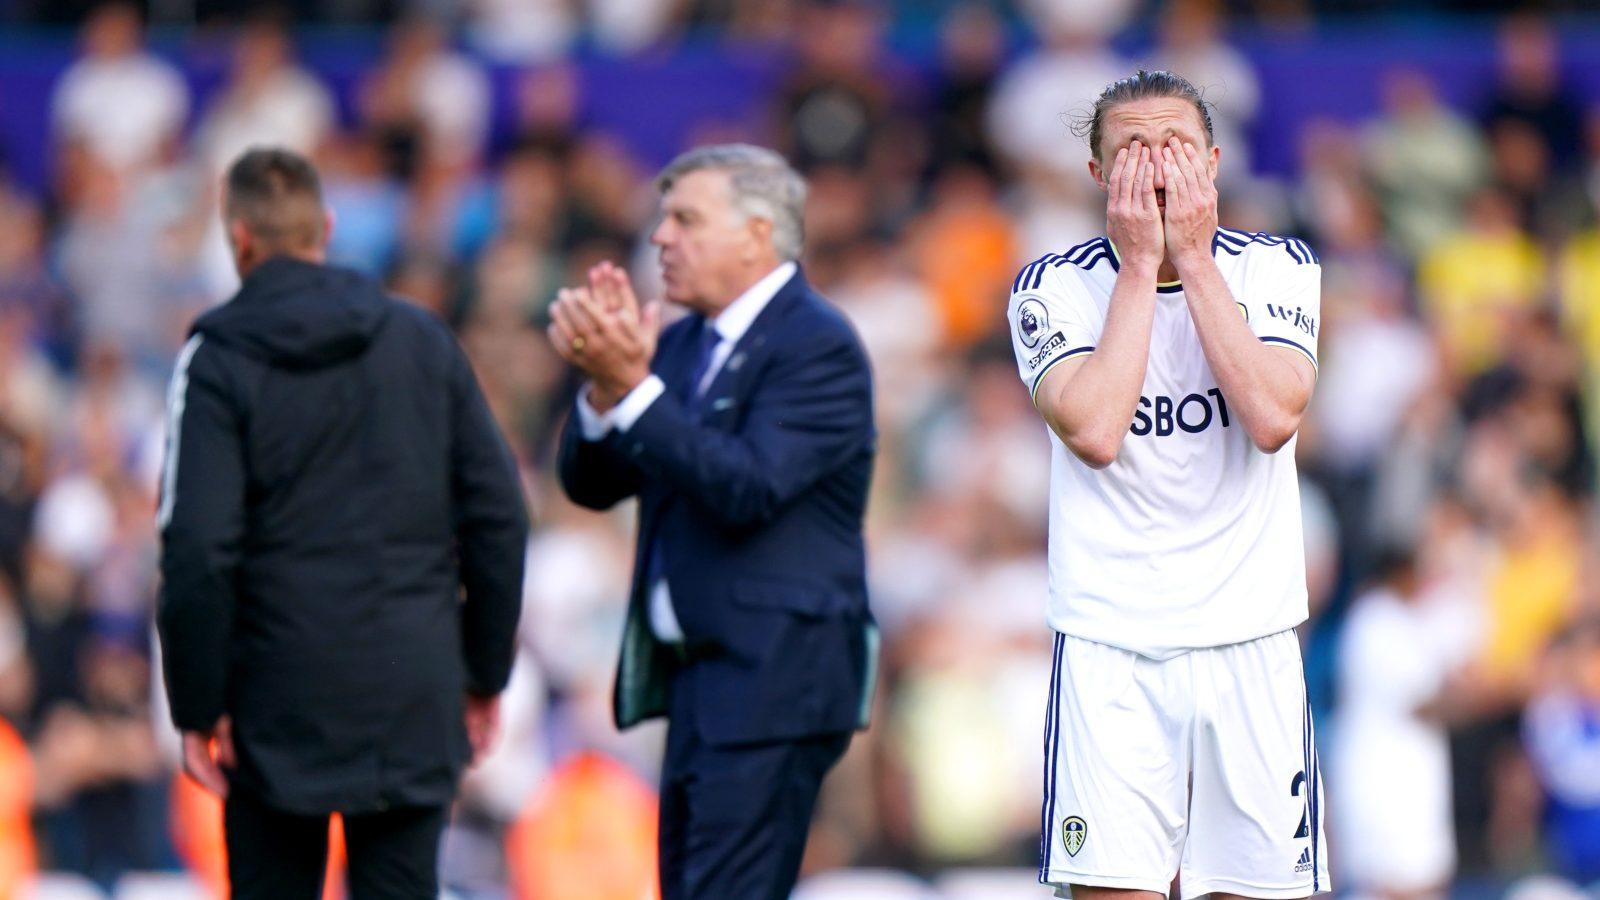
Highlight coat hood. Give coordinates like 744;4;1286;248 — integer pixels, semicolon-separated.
193;256;391;369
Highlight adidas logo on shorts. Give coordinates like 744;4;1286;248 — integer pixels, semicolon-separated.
1294;848;1313;874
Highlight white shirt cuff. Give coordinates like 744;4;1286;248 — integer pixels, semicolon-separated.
574;386;613;441
609;375;665;434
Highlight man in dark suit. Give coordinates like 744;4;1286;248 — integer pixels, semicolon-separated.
157;148;527;899
549;143;877;900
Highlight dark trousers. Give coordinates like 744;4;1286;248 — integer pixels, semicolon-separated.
224;789;447;900
658;683;851;900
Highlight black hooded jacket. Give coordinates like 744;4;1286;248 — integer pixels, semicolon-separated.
156;257;527;814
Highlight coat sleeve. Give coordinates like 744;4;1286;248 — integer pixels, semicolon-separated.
555;396;646;511
619;325;874;530
157;336;245;732
450;345;529;697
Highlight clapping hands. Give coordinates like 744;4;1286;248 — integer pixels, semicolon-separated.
548;261;662;410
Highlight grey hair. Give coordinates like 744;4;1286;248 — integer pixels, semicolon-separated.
654;144;808;261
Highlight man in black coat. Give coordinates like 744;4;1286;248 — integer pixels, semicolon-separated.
156;147;527;899
549;144;877;899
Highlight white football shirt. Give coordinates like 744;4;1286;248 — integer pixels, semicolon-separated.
1008;228;1322;659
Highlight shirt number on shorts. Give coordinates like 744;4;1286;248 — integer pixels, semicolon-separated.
1290;770;1309;839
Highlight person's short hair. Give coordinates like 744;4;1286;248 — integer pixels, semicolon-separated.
654;144;808;262
1072;70;1216;161
223;147;327;251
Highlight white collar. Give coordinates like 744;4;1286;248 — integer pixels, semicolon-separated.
708;261;797;344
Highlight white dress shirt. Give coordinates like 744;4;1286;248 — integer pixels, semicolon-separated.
576;261;797;642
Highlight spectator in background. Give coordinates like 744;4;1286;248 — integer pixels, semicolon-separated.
318;130;408;277
1483;15;1585;171
29;627;166;889
23;338;170;887
801;167;877;285
1363;68;1488;258
194;12;336;179
1444;426;1585;872
491;143;569;251
464;0;577;65
0;188;72;413
1473;462;1582;703
503;751;660;900
50;2;188;175
827;236;940;430
986;5;1130;181
0;715;33;895
586;0;684;54
1475;311;1592;495
558;137;650;254
1559;189;1600;462
680;0;794;40
53;165;217;373
1586;108;1600;210
906;166;1017;349
48;0;220;369
1312;249;1436;559
1524;619;1600;885
360;17;492;177
773;0;893;173
1147;0;1260;183
1334;543;1465;900
511;64;582;153
886;566;1045;866
1294;119;1369;257
925;4;1006;176
1418;186;1545;382
1486;117;1586;241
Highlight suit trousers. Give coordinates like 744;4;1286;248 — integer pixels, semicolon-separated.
224;788;447;900
658;674;852;900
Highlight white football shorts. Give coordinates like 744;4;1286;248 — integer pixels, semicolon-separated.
1039;628;1330;898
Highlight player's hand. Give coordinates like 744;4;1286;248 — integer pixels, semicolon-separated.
1105;141;1163;275
180;716;234;799
548;275;661;408
588;260;639;321
584;261;663;405
1161;138;1218;268
464;693;501;765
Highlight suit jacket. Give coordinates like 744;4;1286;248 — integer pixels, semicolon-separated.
557;269;877;746
157;257;527;814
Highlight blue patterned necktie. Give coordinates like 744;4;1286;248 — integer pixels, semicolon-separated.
681;317;722;409
643;317;723;628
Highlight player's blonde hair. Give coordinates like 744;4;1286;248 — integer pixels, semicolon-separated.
1074;70;1216;161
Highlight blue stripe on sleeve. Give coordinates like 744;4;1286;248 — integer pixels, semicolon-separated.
1030;346;1096;403
1259;335;1317;370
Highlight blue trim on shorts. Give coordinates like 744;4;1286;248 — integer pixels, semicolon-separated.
1039;632;1064;880
1303;683;1321;890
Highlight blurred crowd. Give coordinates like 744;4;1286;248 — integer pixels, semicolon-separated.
2;0;1600;897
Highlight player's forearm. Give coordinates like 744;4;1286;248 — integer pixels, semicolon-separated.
1175;253;1308;452
1040;264;1158;467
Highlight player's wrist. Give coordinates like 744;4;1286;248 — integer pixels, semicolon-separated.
1117;256;1162;282
586;383;622;413
1169;245;1216;275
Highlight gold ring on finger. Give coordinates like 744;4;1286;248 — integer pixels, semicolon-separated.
571;336;586;352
